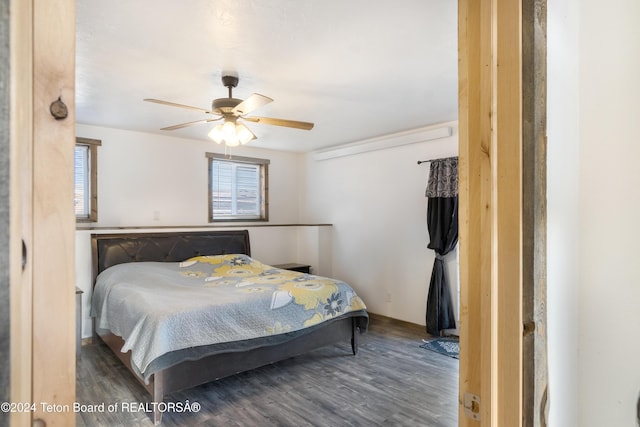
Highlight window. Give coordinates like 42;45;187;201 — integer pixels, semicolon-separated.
74;137;101;222
207;153;269;222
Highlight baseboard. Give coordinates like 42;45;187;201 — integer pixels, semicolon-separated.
367;312;425;333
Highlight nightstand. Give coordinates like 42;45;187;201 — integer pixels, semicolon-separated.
273;263;312;274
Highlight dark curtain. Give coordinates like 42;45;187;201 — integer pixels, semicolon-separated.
425;157;458;336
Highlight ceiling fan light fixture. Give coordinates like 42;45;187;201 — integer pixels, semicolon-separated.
236;123;256;145
208;123;224;144
208;118;256;147
222;120;239;146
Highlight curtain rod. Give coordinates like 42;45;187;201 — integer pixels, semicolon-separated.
417;156;457;165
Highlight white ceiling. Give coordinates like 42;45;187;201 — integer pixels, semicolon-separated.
76;0;458;152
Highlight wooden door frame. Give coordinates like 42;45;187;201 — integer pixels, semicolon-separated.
457;0;547;426
521;2;548;426
10;0;77;426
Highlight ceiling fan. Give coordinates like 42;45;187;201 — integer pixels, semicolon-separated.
144;75;314;147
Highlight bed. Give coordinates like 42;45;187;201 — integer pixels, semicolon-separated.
90;230;368;425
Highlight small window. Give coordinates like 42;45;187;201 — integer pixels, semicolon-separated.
207;153;269;222
75;137;101;222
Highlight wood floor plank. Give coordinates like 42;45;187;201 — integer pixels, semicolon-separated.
76;318;458;426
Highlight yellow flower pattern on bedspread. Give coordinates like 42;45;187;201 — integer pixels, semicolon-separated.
179;254;366;329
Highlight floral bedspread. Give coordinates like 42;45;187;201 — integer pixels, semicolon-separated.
91;254;367;378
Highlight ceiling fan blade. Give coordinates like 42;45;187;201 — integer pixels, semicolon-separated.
243;116;314;130
232;93;273;115
160;117;221;131
144;98;213;114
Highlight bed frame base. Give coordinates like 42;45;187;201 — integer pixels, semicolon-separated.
97;315;363;425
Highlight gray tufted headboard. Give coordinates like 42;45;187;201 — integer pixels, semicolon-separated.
91;230;251;284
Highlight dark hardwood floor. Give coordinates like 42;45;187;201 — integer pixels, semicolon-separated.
76;316;459;426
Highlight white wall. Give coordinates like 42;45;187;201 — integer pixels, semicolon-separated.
300;123;459;327
547;0;580;424
549;1;640;426
76;124;303;226
577;1;640;425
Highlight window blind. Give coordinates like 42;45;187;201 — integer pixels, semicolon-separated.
211;160;261;218
74;145;90;218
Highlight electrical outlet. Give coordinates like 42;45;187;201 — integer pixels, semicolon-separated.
385;292;392;303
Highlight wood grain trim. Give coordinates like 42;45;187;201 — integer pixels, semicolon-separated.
521;2;548;426
495;1;524;425
30;0;76;425
459;0;524;426
458;0;488;424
